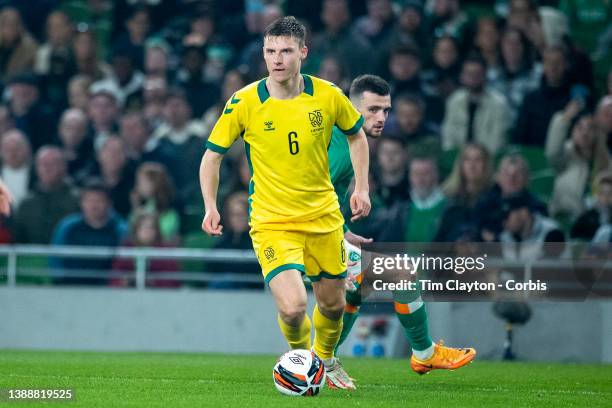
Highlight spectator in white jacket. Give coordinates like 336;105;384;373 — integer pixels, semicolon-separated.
442;55;512;155
546;108;610;220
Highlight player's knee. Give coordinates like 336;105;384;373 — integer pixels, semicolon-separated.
278;302;307;326
317;296;345;320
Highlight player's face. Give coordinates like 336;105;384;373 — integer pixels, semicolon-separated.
356;91;391;138
263;35;307;83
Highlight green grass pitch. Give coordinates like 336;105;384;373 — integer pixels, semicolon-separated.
1;350;611;407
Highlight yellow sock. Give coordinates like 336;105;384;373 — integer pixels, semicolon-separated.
313;304;343;360
277;313;312;350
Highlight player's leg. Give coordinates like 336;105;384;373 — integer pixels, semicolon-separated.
269;269;312;350
392;289;434;360
311;277;345;363
252;230;311;350
335;241;374;351
306;227;355;390
393;289;476;374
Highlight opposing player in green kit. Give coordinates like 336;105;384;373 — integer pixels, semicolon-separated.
329;75;476;387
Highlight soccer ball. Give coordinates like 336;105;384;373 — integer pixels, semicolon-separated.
273;349;326;396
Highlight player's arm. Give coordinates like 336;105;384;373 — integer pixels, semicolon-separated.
347;128;371;222
200;92;244;235
200;149;224;236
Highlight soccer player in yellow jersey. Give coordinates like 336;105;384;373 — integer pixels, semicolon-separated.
199;17;370;389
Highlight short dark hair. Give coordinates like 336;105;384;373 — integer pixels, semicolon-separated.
378;134;406;148
263;16;306;47
349;75;390;99
395;92;425;112
80;177;110;199
462;52;487;71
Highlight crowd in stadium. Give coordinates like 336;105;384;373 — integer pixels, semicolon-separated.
0;0;611;287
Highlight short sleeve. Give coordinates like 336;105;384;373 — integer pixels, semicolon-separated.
206;93;245;154
332;87;364;136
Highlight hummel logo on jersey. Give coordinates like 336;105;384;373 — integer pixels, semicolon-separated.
308;110;323;127
223;94;241;114
264;121;275;131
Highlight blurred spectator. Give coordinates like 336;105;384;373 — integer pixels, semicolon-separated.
387;93;440;153
209;191;261;289
0;104;14;135
514;46;571;147
111;6;151;70
112;0;176;43
51;178;128;285
119;111;177;175
56;108;94;178
152;89;205;206
404;156;446;242
317;56;350;92
473;17;500;69
505;0;544;48
87;85;121;151
571;170;612;241
380;156;446;242
546;113;609;220
144;40;172;79
422;35;461;100
500;191;566;262
81;136;136;217
442;55;512;155
0;129;33;207
387;1;428;53
0;7;38;84
436;142;493;242
67;74;93;111
310;0;373;78
34;11;74;75
111;211;180;288
6;72;56;151
175;45;220;117
93;47;144;111
387;45;444;122
130;162;179;241
375;135;410;207
12;146;78;244
183;12;218;48
426;0;469;46
476;153;547;242
488;27;541;121
353;0;395;50
595;96;612;154
72;29;112;81
559;0;612;53
142;74;168;128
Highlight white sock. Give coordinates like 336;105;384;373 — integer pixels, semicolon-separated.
322;357;336;368
412;343;434;361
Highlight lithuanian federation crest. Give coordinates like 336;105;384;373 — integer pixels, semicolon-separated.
308;110;323;127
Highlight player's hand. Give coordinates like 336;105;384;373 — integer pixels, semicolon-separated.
345;270;358;291
202;209;223;236
0;179;13;216
350;190;371;222
344;230;373;247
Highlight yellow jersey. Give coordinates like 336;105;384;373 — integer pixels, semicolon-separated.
206;74;364;233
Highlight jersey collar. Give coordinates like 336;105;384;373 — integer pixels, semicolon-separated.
257;74;314;103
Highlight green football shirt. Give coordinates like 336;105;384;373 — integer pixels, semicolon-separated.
328;126;354;232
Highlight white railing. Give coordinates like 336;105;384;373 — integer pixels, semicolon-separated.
0;245;260;290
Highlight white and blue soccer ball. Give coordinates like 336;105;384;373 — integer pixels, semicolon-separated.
273;349;326;396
